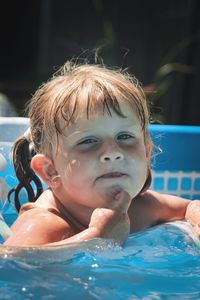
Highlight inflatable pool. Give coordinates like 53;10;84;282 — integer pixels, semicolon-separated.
0;118;200;299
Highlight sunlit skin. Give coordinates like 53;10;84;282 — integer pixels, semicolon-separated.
4;103;198;247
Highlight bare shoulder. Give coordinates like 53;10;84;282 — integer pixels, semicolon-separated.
5;206;76;246
128;190;162;233
129;189;190;233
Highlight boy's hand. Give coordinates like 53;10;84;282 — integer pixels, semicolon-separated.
89;190;132;245
185;200;200;239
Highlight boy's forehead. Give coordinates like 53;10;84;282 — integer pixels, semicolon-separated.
78;100;137;118
63;104;140;134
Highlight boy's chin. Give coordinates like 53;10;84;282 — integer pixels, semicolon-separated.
96;184;135;198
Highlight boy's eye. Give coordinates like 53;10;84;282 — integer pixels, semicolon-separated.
117;133;134;140
78;138;98;145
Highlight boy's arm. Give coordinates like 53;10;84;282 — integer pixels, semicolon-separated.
131;190;190;232
147;190;190;223
4;191;131;247
134;190;200;237
4;207;75;246
46;206;130;247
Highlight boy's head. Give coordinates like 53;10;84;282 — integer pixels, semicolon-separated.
28;62;152;161
10;61;153;210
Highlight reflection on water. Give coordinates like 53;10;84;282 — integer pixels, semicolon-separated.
0;223;200;300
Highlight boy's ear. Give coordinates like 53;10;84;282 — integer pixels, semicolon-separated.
31;154;60;188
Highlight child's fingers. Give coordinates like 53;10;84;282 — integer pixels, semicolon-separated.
109;190;132;212
97;187;132;211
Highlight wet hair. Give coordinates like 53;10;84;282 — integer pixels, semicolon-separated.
8;61;153;212
8;138;43;212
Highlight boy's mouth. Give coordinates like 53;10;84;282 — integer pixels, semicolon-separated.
97;172;128;179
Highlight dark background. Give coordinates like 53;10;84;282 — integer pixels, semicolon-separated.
0;0;200;124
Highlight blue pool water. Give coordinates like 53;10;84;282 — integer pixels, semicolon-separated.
0;221;200;299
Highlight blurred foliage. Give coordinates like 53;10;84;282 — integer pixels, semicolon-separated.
91;0;117;62
147;61;194;102
90;1;196;124
143;35;197;123
144;62;195;123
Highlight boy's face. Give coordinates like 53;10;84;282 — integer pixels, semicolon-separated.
53;103;148;209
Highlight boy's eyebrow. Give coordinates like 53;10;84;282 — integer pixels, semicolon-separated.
64;130;89;140
66;124;141;139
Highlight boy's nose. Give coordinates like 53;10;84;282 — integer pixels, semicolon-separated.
100;151;124;163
